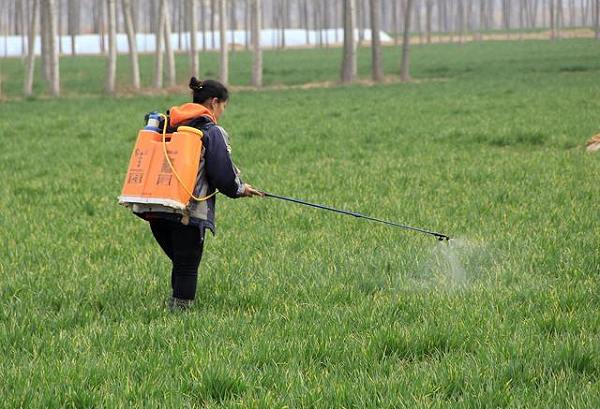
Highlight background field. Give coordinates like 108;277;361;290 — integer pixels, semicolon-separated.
1;39;600;408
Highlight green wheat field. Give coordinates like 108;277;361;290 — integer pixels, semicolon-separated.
1;39;600;408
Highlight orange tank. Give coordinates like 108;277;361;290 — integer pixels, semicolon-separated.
119;126;203;210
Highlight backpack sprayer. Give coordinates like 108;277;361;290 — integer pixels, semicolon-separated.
260;191;450;242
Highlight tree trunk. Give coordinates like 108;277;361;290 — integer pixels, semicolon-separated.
503;0;511;40
189;0;199;77
57;0;63;55
341;0;357;83
303;0;310;45
323;0;331;49
370;0;383;82
21;0;28;56
392;0;399;44
449;0;454;43
105;0;117;94
479;0;485;39
281;0;287;49
531;0;539;27
24;0;39;96
219;0;229;84
357;0;364;45
519;0;524;38
230;0;237;52
154;0;166;89
178;0;183;49
415;0;423;44
164;0;176;87
68;0;78;55
550;0;556;40
400;0;413;81
245;0;250;50
557;0;564;35
314;0;321;48
595;0;600;40
425;0;433;42
99;0;106;54
211;0;216;49
568;0;575;26
252;0;262;86
40;0;49;80
201;0;207;52
457;0;464;42
46;0;60;96
122;0;140;90
334;0;340;43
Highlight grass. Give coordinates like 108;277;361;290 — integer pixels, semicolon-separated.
1;38;600;408
1;35;599;97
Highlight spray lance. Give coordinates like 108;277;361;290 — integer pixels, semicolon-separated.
259;191;450;242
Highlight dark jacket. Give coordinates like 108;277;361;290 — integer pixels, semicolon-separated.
133;109;244;236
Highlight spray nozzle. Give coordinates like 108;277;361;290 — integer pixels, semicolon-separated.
438;235;450;242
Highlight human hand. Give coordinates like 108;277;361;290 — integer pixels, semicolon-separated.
242;184;265;197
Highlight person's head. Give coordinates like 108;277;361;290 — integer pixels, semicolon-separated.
189;77;229;121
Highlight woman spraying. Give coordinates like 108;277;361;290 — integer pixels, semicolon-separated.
131;78;263;310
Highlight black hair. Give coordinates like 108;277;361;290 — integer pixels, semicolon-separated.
189;77;229;104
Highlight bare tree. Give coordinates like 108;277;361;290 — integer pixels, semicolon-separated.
334;0;340;42
200;0;207;52
400;0;414;82
122;0;141;91
502;0;511;40
550;0;556;40
414;0;423;44
219;0;229;84
189;0;199;77
341;0;357;83
154;0;166;89
280;0;287;49
252;0;262;86
40;0;50;80
24;0;39;96
46;0;60;96
527;0;539;27
557;0;564;35
230;0;237;52
370;0;383;82
357;0;365;45
211;0;216;49
245;0;250;50
164;0;176;87
425;0;433;42
595;0;600;38
568;0;575;26
479;0;486;39
67;0;79;55
303;0;310;45
99;0;106;54
105;0;117;94
594;0;600;40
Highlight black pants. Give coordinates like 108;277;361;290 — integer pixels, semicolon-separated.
149;219;204;301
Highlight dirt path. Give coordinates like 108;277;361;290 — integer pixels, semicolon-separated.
406;28;596;44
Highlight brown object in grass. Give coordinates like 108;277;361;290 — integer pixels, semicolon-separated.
585;134;600;152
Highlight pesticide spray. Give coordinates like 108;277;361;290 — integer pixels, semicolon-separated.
261;192;497;289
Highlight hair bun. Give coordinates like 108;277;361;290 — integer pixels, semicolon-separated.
189;77;204;91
